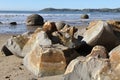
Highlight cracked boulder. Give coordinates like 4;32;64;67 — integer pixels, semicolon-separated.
82;21;119;51
23;43;80;77
22;30;52;57
1;33;30;57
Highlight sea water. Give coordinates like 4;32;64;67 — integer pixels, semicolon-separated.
0;11;120;34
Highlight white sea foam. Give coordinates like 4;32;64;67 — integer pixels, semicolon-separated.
0;11;120;33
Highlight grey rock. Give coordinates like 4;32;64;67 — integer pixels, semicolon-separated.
26;14;44;26
55;21;66;31
81;14;89;19
22;30;52;57
10;22;17;25
2;34;29;57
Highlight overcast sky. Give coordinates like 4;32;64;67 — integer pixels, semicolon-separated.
0;0;120;10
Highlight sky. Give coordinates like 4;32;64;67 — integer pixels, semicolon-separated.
0;0;120;11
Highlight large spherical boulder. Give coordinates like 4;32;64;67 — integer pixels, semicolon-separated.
26;14;44;26
81;14;89;19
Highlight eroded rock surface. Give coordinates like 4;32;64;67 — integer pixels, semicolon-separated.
82;21;119;51
2;34;29;57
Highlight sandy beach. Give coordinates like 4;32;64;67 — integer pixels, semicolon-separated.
0;33;64;80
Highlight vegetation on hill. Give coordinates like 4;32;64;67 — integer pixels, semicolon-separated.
40;8;120;12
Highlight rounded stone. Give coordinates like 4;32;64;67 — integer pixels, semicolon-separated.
26;14;44;26
10;22;17;25
81;14;89;19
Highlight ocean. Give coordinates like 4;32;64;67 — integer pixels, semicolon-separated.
0;11;120;34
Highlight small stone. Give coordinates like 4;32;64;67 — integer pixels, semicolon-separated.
10;22;17;25
29;78;37;80
19;66;23;70
81;14;89;19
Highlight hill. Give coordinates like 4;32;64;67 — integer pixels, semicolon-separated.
40;8;120;12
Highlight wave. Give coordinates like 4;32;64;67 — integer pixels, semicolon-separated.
0;12;119;25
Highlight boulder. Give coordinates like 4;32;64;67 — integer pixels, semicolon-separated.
81;14;89;19
107;20;120;40
60;24;70;32
55;21;66;30
10;22;17;25
82;21;119;51
26;14;44;26
86;20;100;30
87;45;108;58
24;44;66;77
22;30;52;57
2;34;29;57
109;45;120;68
53;44;80;65
23;41;80;77
108;45;120;80
107;20;120;32
52;27;79;48
42;21;57;38
0;22;3;24
64;56;110;80
64;44;120;80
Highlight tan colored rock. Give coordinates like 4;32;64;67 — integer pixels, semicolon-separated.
23;44;66;77
87;45;108;58
109;45;120;68
60;24;70;32
64;56;85;74
82;20;119;51
34;27;42;33
22;30;52;57
108;45;120;80
52;27;78;48
23;43;80;77
42;21;57;38
2;34;29;57
64;56;110;80
107;20;120;40
64;44;120;80
86;20;100;30
107;20;120;31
